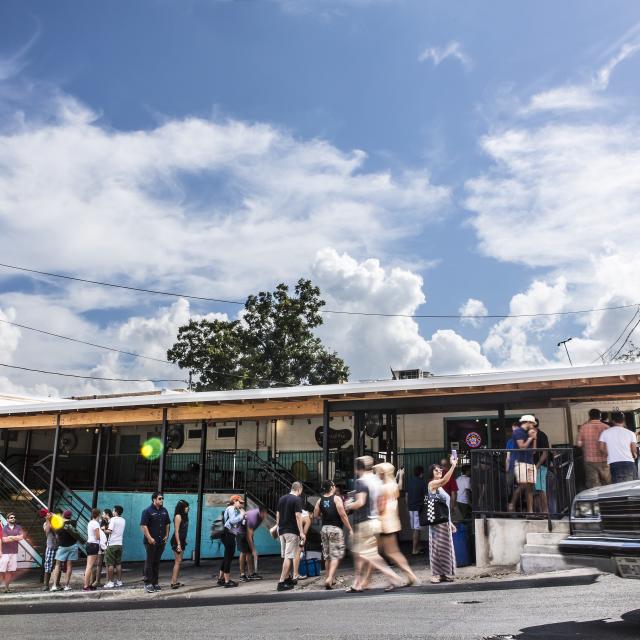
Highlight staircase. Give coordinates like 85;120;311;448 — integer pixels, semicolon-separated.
519;523;571;574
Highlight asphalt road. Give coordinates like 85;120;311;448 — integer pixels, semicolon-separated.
5;572;640;640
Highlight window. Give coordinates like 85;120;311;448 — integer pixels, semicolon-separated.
188;429;202;439
217;427;236;439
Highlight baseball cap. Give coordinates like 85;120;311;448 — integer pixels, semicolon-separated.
519;414;537;424
38;508;50;519
230;495;244;503
63;509;72;519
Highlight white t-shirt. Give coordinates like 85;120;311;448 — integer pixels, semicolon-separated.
457;475;471;504
107;516;126;546
599;426;636;464
87;519;100;543
98;527;108;551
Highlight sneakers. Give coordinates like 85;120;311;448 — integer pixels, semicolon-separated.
249;573;263;580
224;580;238;588
50;585;60;592
216;577;225;586
293;574;308;581
103;581;115;589
153;585;162;591
285;577;297;586
63;586;72;592
144;584;156;594
115;580;123;588
42;585;50;592
277;581;294;591
241;574;251;582
82;586;92;592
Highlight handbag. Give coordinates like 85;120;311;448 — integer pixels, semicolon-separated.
210;509;227;540
419;491;449;526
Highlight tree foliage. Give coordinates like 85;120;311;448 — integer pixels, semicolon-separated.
167;279;349;390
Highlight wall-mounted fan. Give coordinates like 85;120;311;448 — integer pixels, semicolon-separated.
364;414;382;438
58;429;78;454
166;424;185;450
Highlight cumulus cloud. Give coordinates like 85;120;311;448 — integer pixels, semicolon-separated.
459;298;488;328
313;248;491;378
0;307;21;361
418;41;473;69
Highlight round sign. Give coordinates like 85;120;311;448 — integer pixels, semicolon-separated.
465;431;482;448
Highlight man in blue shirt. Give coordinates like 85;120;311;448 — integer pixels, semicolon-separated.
508;416;537;513
140;492;171;593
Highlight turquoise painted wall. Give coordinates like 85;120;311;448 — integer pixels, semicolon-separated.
75;491;280;563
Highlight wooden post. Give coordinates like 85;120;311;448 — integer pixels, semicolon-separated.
564;401;574;444
91;426;103;509
21;430;32;484
194;419;207;567
158;408;168;494
101;426;112;491
47;415;62;510
322;400;330;482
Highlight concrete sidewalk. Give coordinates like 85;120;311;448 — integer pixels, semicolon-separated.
0;551;519;605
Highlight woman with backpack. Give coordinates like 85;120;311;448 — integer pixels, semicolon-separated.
216;495;244;588
426;458;458;584
170;500;189;589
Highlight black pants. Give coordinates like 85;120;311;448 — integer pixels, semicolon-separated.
144;541;165;585
220;530;236;574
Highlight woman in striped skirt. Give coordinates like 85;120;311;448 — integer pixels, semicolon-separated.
426;458;458;584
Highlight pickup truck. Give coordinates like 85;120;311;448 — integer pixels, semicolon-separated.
559;480;640;578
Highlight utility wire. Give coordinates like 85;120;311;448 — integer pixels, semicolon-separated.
610;314;640;361
1;261;639;320
0;362;187;384
592;306;640;363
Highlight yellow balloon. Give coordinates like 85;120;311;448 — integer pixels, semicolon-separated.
50;513;64;530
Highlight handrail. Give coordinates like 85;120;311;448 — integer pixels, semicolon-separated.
0;460;47;510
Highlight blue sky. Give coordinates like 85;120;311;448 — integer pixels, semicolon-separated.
1;0;640;396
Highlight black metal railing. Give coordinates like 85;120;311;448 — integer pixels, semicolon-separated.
397;449;449;475
471;448;576;528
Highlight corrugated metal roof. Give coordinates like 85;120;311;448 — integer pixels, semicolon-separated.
1;362;639;416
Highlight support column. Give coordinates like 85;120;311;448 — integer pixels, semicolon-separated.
2;428;9;462
21;430;33;484
194;419;207;567
47;415;62;510
91;426;104;509
232;421;239;489
101;426;112;491
497;404;506;447
564;401;574;444
157;408;168;494
322;400;330;482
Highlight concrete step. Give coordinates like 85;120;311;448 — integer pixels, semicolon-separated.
526;532;568;545
523;543;560;554
520;552;572;574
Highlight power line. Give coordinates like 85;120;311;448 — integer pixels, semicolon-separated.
593;306;640;363
610;314;640;361
0;362;187;384
1;261;639;320
0;318;173;365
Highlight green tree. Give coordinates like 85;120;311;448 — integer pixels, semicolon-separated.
167;279;349;390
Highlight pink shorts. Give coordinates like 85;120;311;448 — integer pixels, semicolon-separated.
0;554;18;572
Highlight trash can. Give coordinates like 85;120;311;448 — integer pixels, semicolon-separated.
452;521;471;567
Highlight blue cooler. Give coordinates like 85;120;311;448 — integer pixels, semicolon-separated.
452;521;471;567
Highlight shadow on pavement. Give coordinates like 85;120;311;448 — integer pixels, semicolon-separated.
486;608;640;640
0;572;599;616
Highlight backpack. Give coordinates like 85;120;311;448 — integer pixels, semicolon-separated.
210;509;227;540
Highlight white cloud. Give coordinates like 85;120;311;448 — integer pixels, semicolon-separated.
524;39;640;114
459;298;488;328
313;248;491;378
418;41;472;69
0;307;21;362
0;30;39;82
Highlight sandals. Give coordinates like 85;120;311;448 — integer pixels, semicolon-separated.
430;576;442;584
346;586;363;593
170;582;184;589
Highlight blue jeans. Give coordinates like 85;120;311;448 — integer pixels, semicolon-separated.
610;461;637;484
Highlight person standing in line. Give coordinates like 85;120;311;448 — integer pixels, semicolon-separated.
140;493;170;594
170;500;189;589
50;510;81;592
0;513;24;593
345;456;402;593
599;411;638;483
504;422;520;501
104;505;125;589
578;408;611;488
374;462;419;587
238;505;267;581
313;480;352;590
83;509;101;591
426;458;458;584
92;510;110;589
41;509;60;592
509;416;537;513
217;495;244;588
406;466;427;555
529;418;550;514
455;465;472;520
275;482;306;592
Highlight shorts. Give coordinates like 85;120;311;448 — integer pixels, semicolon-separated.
104;545;122;566
86;542;100;556
515;462;536;484
408;510;422;530
321;525;345;561
44;547;57;573
236;533;250;554
0;553;17;573
55;545;79;563
534;465;548;492
279;533;300;560
351;519;381;558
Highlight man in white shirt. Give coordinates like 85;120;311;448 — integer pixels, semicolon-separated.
599;411;638;484
456;465;472;519
104;505;126;588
